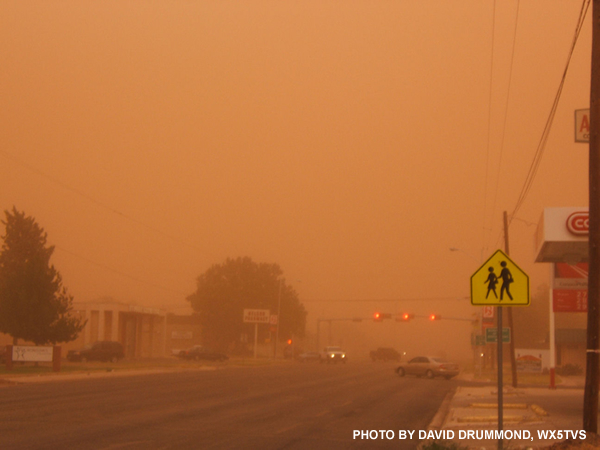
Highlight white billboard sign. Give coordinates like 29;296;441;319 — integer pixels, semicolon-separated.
243;309;270;324
12;345;53;362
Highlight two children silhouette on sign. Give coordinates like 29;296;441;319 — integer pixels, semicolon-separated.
485;261;513;301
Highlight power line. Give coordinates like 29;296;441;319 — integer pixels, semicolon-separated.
482;0;498;258
54;245;189;297
488;1;521;251
0;149;203;253
302;297;467;303
510;0;591;222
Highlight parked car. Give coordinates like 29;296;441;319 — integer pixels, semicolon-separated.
297;351;321;362
67;341;124;363
177;345;228;362
320;346;347;363
370;347;401;362
395;356;459;379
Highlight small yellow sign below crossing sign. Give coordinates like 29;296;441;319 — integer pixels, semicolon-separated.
470;249;530;306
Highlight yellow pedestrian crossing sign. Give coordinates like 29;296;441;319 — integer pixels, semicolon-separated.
470;249;529;306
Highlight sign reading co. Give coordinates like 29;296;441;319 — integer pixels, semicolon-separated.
471;249;530;307
566;211;589;236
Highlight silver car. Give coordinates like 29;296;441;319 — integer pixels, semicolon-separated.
395;356;459;379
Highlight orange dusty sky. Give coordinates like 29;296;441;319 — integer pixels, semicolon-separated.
0;1;592;347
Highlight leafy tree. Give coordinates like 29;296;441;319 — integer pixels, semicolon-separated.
0;207;85;345
187;257;306;352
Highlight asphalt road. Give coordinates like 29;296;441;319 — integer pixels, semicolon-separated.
0;361;459;450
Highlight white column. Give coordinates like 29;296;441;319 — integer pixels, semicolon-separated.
111;311;119;342
98;309;105;342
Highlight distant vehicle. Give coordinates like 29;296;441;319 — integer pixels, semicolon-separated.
297;351;321;362
67;341;124;363
370;347;401;362
177;345;228;362
320;346;347;363
395;356;459;380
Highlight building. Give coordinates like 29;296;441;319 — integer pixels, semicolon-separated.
1;299;203;360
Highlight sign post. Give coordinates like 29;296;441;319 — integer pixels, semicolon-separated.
471;249;529;450
243;309;270;359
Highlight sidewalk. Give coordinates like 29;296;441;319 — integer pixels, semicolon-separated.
424;375;600;449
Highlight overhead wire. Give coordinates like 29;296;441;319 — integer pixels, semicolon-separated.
481;0;498;258
54;246;188;296
0;149;203;253
487;0;521;252
0;149;197;298
508;0;591;226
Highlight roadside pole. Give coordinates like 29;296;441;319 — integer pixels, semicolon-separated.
503;211;518;388
497;306;503;450
471;249;529;450
583;0;600;433
549;265;557;389
253;323;258;359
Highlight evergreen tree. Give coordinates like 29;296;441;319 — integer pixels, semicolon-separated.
0;207;85;344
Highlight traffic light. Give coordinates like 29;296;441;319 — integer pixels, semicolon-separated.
429;314;441;321
397;313;414;322
287;339;292;345
373;312;392;322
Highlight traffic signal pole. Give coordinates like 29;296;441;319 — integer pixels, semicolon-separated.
583;0;600;433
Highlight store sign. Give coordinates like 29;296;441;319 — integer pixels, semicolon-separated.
566;211;589;236
553;263;588;312
12;345;53;362
575;109;590;143
243;309;270;324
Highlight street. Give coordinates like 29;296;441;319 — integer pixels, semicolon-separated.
0;361;458;449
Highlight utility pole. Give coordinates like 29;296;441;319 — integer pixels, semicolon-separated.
583;0;600;433
503;211;518;388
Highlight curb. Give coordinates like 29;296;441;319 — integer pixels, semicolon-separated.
427;388;456;429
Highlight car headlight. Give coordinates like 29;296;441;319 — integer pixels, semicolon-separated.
330;354;334;358
342;354;346;358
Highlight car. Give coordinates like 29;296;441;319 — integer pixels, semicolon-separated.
177;345;228;362
395;356;459;379
370;347;401;362
320;346;347;363
67;341;124;363
297;351;321;362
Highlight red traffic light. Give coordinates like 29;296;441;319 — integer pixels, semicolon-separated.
287;339;292;345
398;313;414;322
429;314;441;321
374;312;392;322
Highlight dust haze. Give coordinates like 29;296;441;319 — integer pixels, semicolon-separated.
0;1;591;361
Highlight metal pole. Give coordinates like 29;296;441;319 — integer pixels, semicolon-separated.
316;319;321;351
497;305;503;450
274;278;283;358
254;323;258;359
584;0;600;433
549;264;557;389
503;211;518;388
